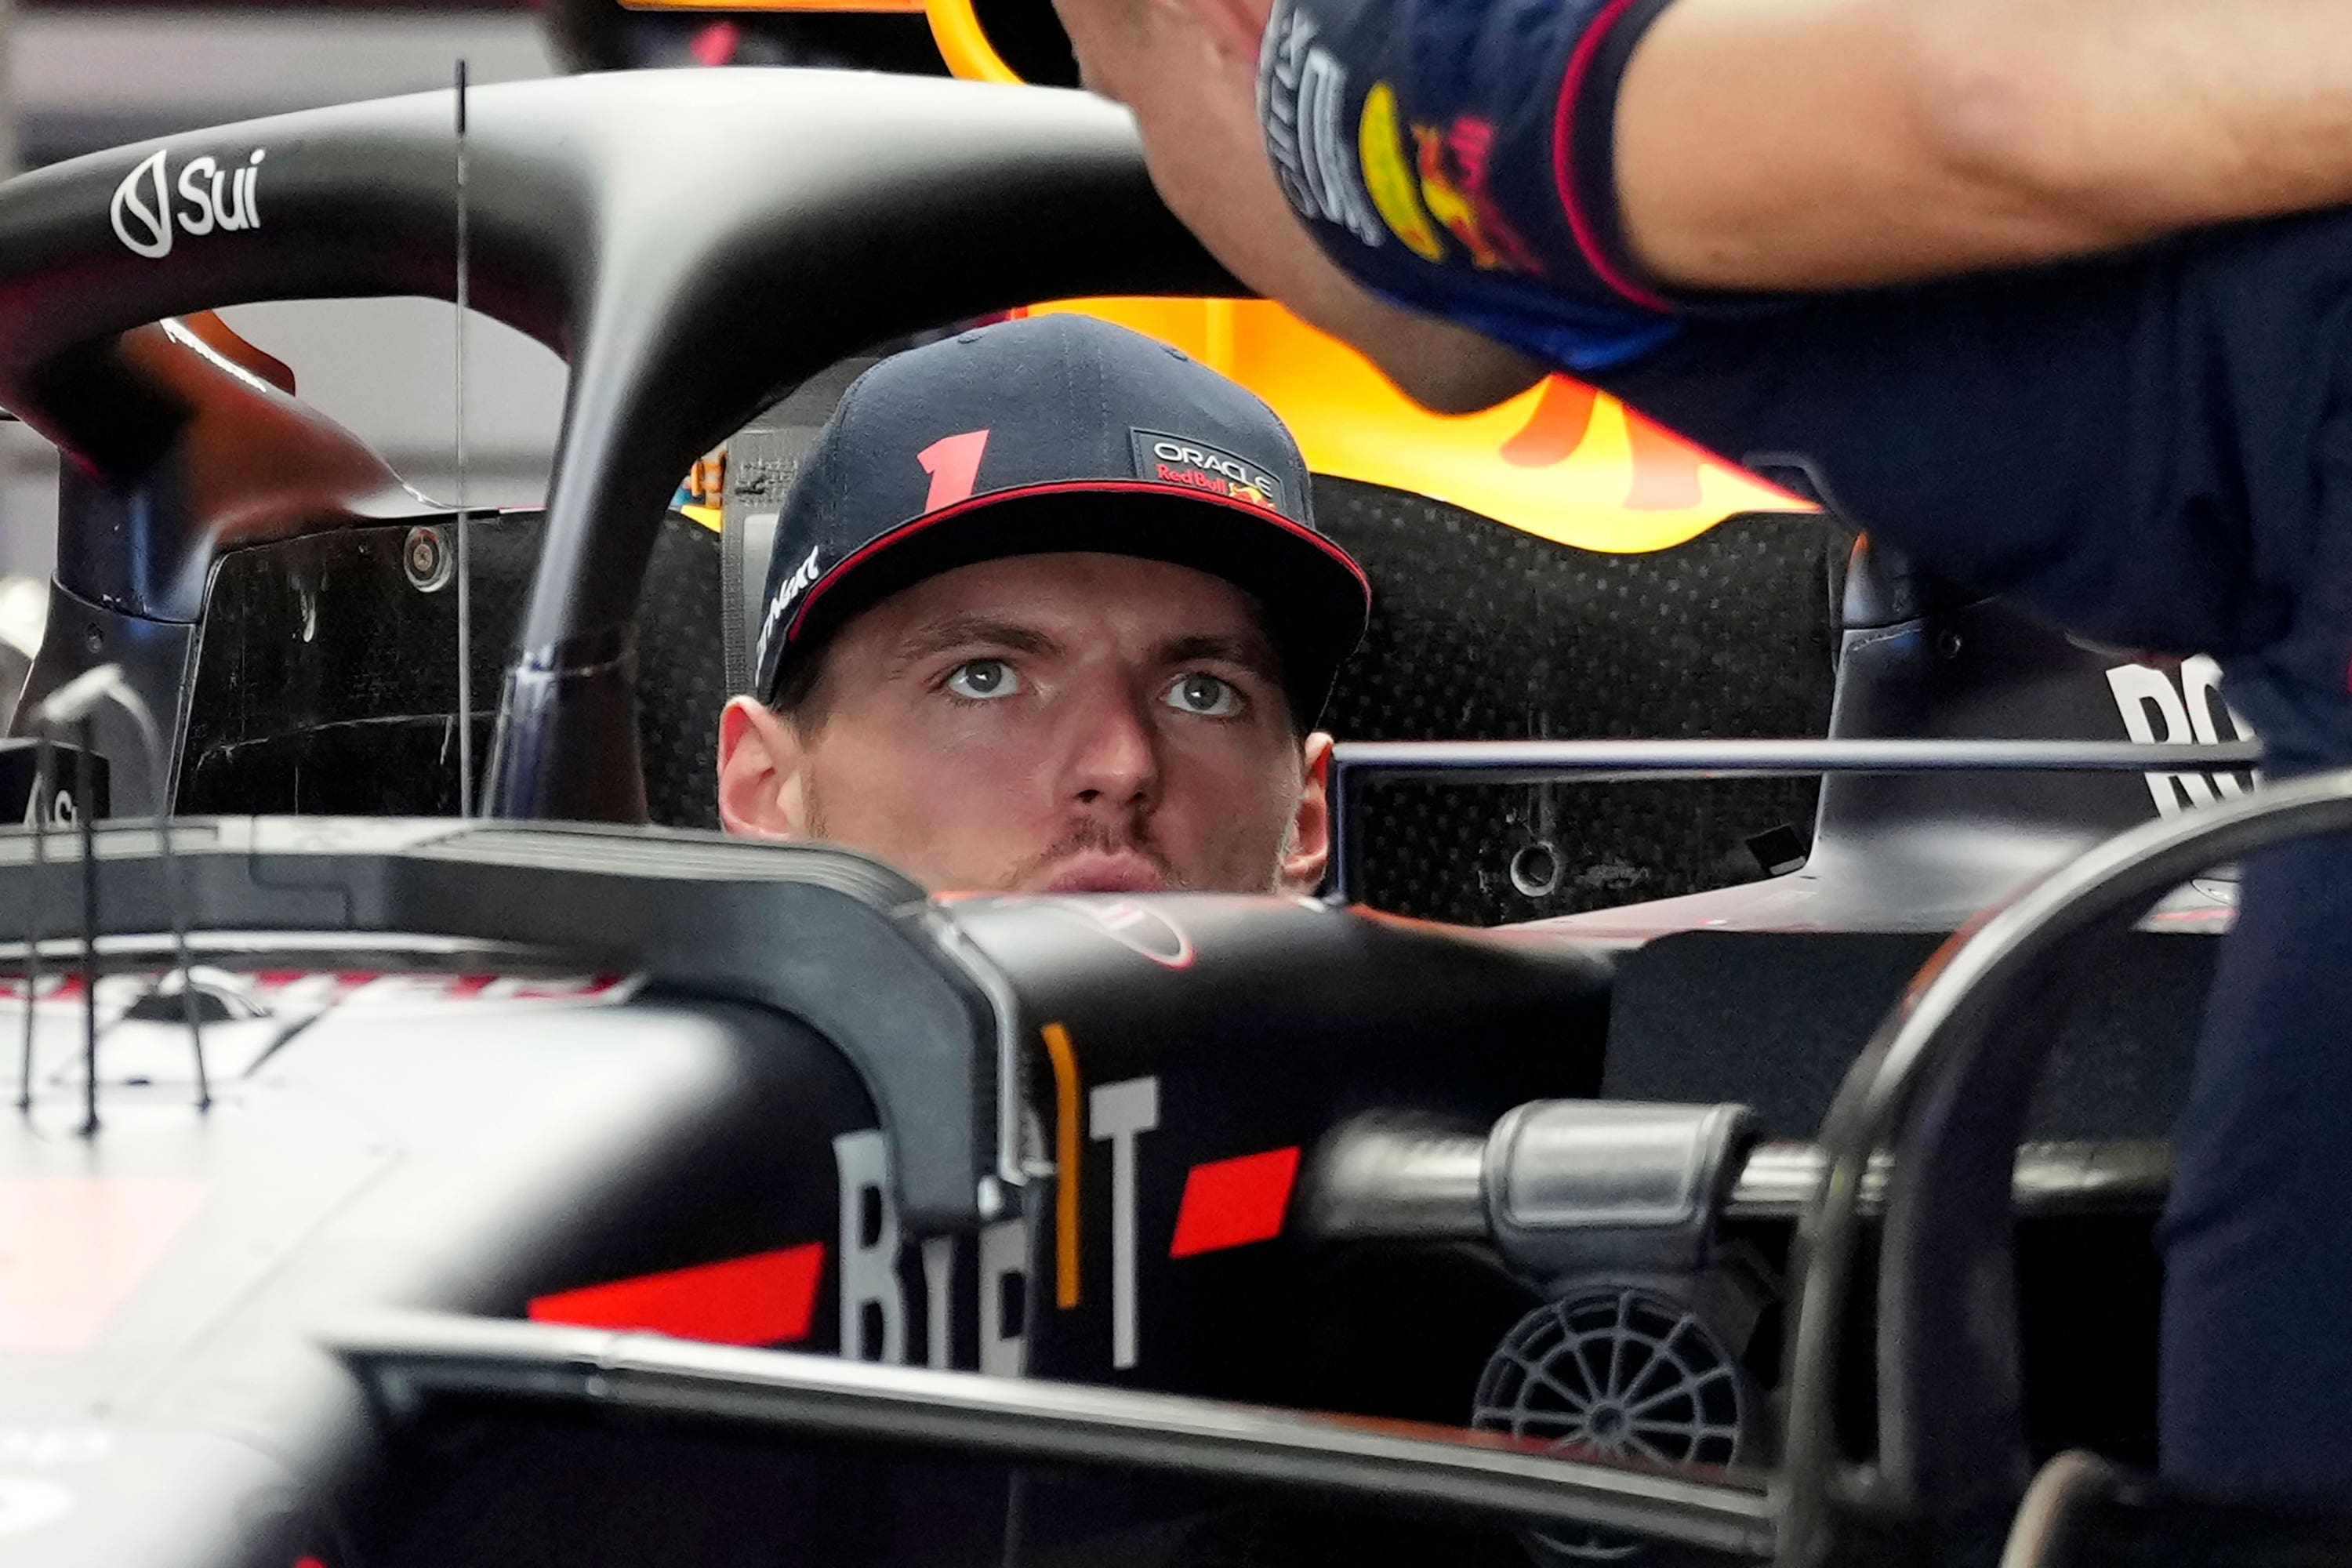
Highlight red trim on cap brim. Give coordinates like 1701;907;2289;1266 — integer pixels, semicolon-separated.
783;479;1372;650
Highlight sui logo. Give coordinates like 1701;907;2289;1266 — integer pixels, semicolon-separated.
110;146;267;260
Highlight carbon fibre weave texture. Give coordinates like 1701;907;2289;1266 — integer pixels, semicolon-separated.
635;519;728;828
1312;478;1839;924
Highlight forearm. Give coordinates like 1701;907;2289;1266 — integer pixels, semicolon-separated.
1102;0;1548;413
1620;0;2352;291
1278;274;1552;415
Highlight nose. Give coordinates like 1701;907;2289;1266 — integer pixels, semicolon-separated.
1057;681;1161;817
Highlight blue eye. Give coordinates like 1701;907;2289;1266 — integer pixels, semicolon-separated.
946;659;1022;699
1163;673;1242;717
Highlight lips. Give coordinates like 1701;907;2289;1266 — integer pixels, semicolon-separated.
1036;851;1171;895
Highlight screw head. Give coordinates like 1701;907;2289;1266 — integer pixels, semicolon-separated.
404;525;452;593
80;623;101;654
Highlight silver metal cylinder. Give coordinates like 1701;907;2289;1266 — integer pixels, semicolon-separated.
1302;1115;1488;1241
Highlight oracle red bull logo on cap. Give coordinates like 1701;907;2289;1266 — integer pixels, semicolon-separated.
1132;430;1285;514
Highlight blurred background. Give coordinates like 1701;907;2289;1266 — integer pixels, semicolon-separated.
0;0;576;579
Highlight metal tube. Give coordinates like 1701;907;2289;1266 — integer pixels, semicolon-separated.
1331;737;2263;785
1301;1119;1490;1242
1301;1128;2172;1242
1325;738;2264;903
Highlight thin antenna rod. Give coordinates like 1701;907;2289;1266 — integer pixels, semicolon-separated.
95;675;206;1111
453;58;475;818
73;722;96;1138
17;735;48;1114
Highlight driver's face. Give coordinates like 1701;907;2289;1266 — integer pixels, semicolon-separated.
717;551;1332;896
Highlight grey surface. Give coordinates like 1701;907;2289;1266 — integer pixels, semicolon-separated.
13;6;554;168
0;8;568;582
221;298;568;506
0;299;568;583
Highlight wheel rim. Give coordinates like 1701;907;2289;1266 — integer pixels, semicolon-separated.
1475;1288;1751;1563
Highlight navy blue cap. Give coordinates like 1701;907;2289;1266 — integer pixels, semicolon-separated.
752;314;1370;724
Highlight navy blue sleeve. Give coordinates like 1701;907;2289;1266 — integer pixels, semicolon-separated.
1606;210;2352;720
1257;0;1689;372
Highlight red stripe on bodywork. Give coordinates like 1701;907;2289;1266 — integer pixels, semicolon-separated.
1169;1147;1301;1258
528;1243;826;1346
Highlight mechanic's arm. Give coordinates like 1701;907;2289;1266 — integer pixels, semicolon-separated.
1623;0;2352;290
1061;0;2352;411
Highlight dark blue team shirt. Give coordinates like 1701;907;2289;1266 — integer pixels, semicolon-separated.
1259;0;2352;762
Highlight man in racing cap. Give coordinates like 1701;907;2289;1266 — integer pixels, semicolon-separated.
1045;0;2352;1505
717;313;1369;898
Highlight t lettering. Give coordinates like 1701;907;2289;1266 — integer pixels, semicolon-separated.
1088;1076;1160;1370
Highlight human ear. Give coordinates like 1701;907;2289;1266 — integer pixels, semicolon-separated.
1276;731;1334;896
717;696;818;839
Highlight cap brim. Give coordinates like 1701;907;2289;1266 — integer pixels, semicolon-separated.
778;481;1371;724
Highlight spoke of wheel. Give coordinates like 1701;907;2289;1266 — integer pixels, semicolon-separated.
1627;1363;1730;1417
1566;1333;1612;1402
1604;1292;1632;1399
1526;1363;1595;1414
1617;1321;1695;1408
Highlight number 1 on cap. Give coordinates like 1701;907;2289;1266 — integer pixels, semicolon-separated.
918;429;991;510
